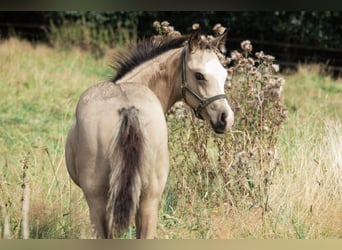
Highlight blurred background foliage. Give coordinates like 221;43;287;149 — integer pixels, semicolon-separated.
0;11;340;48
0;11;341;74
138;11;341;49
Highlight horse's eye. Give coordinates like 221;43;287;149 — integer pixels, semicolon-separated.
194;72;205;81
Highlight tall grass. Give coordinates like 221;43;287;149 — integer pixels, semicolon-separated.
0;38;110;238
0;38;341;239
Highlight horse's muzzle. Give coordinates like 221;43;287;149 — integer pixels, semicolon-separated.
211;110;234;134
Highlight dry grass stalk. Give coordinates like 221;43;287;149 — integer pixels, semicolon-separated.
0;198;12;239
3;204;12;239
0;159;13;239
20;152;30;239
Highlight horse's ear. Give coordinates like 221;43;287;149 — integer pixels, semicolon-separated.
188;28;202;52
210;29;228;54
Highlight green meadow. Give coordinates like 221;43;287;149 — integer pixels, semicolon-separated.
0;38;341;239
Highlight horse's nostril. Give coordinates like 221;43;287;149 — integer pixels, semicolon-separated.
220;112;227;124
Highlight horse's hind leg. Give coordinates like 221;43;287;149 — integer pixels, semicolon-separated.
136;148;169;239
82;186;109;238
135;192;161;239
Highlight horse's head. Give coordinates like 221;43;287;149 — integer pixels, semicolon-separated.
181;29;234;134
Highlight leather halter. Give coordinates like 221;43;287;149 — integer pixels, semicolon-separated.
181;47;228;119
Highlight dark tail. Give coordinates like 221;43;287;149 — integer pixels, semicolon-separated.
106;106;145;238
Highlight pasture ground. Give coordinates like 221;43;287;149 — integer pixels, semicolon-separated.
0;38;341;239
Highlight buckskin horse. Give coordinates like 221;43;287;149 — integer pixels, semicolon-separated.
65;29;234;239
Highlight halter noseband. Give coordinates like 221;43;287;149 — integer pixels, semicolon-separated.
181;47;228;119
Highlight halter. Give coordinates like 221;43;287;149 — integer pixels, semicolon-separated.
181;47;228;119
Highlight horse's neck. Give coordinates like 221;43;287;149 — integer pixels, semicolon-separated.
116;48;183;112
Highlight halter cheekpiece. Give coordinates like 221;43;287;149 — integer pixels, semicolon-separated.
180;47;228;119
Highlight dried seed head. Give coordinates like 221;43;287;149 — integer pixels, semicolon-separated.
271;64;280;72
268;78;277;88
256;51;275;63
248;58;255;66
153;21;161;28
263;74;271;82
275;76;285;87
224;57;231;65
192;23;200;30
161;21;170;27
269;88;282;98
238;58;248;66
241;40;253;53
227;68;234;76
201;35;207;41
162;25;169;32
213;23;226;35
225;69;233;88
168;26;174;32
231;50;242;61
213;23;222;31
207;35;214;41
265;55;275;62
249;67;262;81
255;51;264;59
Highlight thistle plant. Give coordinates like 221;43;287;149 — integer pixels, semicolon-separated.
216;38;287;211
156;21;287;216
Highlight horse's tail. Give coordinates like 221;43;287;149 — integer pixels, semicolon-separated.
106;106;145;238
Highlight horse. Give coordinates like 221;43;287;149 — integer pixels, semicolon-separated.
65;29;234;239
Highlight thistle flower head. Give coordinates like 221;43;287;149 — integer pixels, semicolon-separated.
241;40;253;53
161;21;170;27
192;23;200;30
153;21;161;28
231;50;242;61
213;23;226;35
271;64;280;72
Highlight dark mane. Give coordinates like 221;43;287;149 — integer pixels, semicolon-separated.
111;36;188;82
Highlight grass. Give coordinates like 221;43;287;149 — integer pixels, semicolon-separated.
0;38;107;238
0;38;341;239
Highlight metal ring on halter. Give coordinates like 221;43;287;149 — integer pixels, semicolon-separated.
180;47;228;119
